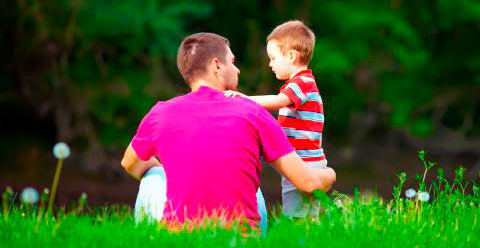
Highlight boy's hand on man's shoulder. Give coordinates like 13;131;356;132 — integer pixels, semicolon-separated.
224;90;247;98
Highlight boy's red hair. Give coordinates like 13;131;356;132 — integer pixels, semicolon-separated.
267;20;315;65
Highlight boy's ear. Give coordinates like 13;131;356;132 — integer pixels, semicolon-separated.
288;50;298;64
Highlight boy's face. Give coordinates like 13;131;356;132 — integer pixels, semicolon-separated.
267;40;294;80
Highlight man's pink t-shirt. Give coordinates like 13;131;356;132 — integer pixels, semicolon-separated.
131;86;294;224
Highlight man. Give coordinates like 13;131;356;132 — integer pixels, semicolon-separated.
121;32;336;229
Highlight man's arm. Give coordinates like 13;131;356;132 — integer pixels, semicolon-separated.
121;143;161;180
248;93;292;111
270;151;336;193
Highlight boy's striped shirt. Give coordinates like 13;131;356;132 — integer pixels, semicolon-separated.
278;69;326;162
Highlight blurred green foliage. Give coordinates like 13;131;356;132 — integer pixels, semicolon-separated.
1;0;479;156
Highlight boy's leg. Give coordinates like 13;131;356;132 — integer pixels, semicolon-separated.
308;197;321;220
282;160;328;219
134;166;167;223
282;188;309;218
282;176;305;218
256;188;268;234
306;160;328;219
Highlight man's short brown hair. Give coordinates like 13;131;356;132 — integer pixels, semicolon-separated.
267;20;315;65
177;33;230;84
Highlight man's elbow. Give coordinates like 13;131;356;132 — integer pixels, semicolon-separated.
121;157;132;173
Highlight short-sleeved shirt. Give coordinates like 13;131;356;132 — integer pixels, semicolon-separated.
278;69;326;163
131;86;294;224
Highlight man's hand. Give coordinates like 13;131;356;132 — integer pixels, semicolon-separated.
270;151;336;193
121;143;161;180
224;90;247;98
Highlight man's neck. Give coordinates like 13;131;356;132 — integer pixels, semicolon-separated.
190;79;224;92
289;66;309;79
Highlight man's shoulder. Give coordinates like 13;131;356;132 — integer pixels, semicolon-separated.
144;96;183;117
151;94;189;109
165;93;190;104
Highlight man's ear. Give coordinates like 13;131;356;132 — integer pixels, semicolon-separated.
212;58;221;70
209;58;219;77
210;58;222;79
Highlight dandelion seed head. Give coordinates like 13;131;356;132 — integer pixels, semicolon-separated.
79;192;88;206
80;193;87;199
418;191;430;202
405;188;417;198
53;142;71;159
21;187;39;204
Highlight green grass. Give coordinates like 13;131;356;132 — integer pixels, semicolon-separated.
1;152;479;247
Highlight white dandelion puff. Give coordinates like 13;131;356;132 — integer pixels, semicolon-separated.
418;191;430;202
21;187;39;204
405;188;417;198
53;142;71;159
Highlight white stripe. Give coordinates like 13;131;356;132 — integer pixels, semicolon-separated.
279;107;296;117
296;149;325;157
306;159;328;168
296;110;324;121
299;76;315;82
279;108;324;122
306;92;323;103
285;83;307;104
282;127;322;140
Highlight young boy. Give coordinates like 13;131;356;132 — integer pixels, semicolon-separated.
225;20;327;219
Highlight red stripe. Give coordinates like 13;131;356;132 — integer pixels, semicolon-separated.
287;137;320;149
302;155;326;162
279;116;324;132
296;101;323;112
290;75;316;85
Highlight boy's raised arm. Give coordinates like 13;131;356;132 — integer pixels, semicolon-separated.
224;90;292;111
249;93;292;111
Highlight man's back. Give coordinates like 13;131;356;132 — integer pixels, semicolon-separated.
131;86;293;223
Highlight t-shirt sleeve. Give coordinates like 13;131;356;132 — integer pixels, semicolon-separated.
280;80;308;109
131;109;157;161
255;107;295;162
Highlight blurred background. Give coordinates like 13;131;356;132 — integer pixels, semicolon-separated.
1;0;479;207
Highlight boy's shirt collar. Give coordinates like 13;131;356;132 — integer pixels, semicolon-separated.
279;69;313;90
289;69;313;81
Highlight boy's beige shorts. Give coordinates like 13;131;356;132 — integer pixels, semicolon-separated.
281;159;328;218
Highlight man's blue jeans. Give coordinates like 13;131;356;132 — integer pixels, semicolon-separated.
134;166;268;233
